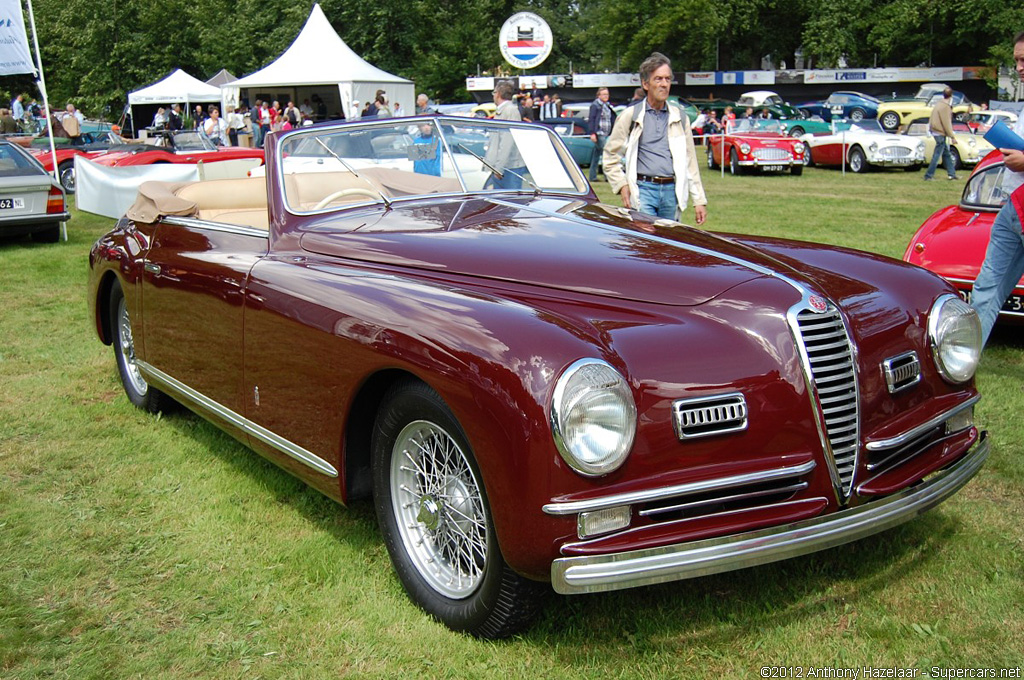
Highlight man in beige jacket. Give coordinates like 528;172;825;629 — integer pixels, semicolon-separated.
603;52;707;223
923;87;958;181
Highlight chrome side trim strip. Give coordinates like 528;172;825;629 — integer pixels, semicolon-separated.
542;460;816;516
137;361;339;478
551;433;988;595
163;216;270;239
865;396;979;452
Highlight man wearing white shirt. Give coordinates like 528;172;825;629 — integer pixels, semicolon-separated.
970;31;1024;345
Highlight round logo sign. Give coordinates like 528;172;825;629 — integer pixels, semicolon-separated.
809;295;828;312
499;12;553;70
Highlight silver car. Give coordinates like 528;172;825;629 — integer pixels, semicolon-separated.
0;140;69;243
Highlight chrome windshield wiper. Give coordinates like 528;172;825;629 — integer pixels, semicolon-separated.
456;143;542;193
313;137;391;208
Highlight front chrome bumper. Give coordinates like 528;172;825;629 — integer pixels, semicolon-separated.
550;432;988;595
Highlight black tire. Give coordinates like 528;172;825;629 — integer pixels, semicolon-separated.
951;147;962;171
109;279;170;412
849;107;866;122
791;164;803;176
848;147;867;173
371;379;545;638
789;125;805;138
30;223;60;243
706;145;717;169
729;148;739;175
880;111;900;132
58;161;75;194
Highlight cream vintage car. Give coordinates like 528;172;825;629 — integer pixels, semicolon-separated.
903;120;995;170
877;91;974;132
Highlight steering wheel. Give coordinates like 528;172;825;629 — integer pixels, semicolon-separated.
313;187;382;210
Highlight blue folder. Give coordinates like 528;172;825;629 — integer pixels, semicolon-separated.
983;119;1024;151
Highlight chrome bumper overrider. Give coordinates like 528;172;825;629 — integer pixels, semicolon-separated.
550;432;988;595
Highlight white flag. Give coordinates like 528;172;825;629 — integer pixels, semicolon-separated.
0;0;33;75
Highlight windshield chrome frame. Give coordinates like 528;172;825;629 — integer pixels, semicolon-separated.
273;115;591;218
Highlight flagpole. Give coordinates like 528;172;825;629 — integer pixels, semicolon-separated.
23;0;65;241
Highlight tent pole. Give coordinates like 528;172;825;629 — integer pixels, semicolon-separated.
23;0;65;241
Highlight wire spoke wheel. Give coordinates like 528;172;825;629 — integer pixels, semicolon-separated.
116;287;148;398
391;420;488;599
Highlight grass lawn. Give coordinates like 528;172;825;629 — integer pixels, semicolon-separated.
1;167;1021;678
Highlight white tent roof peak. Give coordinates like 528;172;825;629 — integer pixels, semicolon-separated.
128;68;222;104
230;4;412;88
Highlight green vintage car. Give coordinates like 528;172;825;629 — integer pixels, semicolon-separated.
536;117;595;168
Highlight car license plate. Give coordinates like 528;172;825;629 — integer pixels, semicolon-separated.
763;165;784;172
0;197;25;209
892;158;912;165
959;288;1024;313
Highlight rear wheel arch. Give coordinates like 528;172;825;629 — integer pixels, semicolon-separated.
96;271;120;345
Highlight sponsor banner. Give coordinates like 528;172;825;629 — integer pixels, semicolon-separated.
0;0;34;75
685;72;716;86
499;12;553;70
895;66;963;81
719;72;737;85
466;77;495;91
573;73;642;88
741;71;776;85
519;75;548;89
806;68;899;83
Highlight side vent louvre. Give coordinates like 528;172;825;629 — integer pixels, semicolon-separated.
673;393;748;440
883;351;921;394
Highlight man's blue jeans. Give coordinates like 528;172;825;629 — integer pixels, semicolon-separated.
589;134;607;181
971;200;1024;346
924;134;955;179
636;180;678;219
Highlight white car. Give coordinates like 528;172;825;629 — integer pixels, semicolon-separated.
801;120;925;172
969;109;1019;134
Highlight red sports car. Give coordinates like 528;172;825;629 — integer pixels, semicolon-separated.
904;149;1023;322
89;115;986;638
706;118;805;175
88;130;264;169
28;131;129;193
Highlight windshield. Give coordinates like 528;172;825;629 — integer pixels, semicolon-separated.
168;131;217;151
276;117;588;213
728;118;785;134
834;120;885;134
962;163;1007;210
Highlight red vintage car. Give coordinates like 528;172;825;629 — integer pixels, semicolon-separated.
27;131;129;193
706;118;805;175
88;129;264;169
904;150;1023;322
88;116;988;638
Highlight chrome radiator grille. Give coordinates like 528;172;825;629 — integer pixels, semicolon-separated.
794;305;860;499
754;148;790;161
878;146;912;159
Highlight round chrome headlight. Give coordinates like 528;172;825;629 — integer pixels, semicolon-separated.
739;143;751;155
551;359;637;476
793;142;805;154
869;142;878;152
928;294;982;384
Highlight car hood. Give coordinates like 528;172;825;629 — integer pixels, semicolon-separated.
296;196;824;307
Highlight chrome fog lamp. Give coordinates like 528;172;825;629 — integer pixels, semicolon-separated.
551;358;637;477
578;506;631;539
929;294;982;384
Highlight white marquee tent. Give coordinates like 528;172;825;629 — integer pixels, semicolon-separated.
227;3;414;120
128;68;222;105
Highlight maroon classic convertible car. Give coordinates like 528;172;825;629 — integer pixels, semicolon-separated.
88;116;988;638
